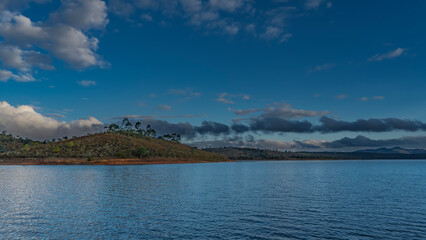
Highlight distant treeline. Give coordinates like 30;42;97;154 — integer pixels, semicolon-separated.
105;118;181;142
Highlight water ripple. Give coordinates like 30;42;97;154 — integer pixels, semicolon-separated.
1;160;426;239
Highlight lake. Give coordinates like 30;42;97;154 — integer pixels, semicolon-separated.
1;160;426;239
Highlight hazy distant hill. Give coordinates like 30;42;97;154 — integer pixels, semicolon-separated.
205;147;426;160
356;147;426;154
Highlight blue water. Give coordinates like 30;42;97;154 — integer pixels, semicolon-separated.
0;160;426;239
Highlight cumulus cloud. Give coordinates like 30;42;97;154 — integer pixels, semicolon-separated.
0;0;108;81
368;48;407;62
0;44;54;71
0;69;34;82
0;101;103;140
315;116;426;133
0;11;47;46
44;24;106;69
49;0;108;30
113;109;426;139
231;123;250;133
112;118;230;139
195;121;230;135
250;118;314;133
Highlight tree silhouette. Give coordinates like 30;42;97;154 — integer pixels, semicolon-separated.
146;125;156;138
122;118;132;130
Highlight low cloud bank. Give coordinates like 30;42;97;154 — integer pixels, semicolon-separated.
0;101;103;140
190;135;426;152
3;100;426;147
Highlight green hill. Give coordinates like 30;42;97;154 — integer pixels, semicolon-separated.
0;132;228;164
0;131;36;153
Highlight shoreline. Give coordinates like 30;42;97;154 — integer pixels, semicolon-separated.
0;158;233;166
1;158;424;166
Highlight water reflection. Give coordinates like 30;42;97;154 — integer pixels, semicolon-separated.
0;161;426;239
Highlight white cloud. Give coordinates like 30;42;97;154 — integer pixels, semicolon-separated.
168;88;202;99
0;43;53;81
229;103;328;119
209;0;244;12
368;48;407;62
157;104;172;111
261;26;283;40
0;0;50;11
0;69;34;82
360;96;385;101
0;11;47;45
108;0;304;42
135;0;160;10
140;14;153;21
335;94;348;99
241;94;251;100
216;93;251;104
0;45;28;70
0;1;109;80
224;25;239;35
190;136;327;152
304;0;325;10
308;63;335;73
108;0;135;17
49;0;109;30
0;101;103;140
78;80;96;87
180;0;202;13
215;93;235;104
189;11;219;25
46;25;105;69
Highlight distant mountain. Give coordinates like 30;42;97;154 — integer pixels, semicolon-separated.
205;147;426;160
356;147;426;154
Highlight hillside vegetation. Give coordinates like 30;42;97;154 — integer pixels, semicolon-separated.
0;119;228;164
0;131;36;153
0;133;226;162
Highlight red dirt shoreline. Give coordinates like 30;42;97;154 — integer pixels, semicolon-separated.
0;158;233;165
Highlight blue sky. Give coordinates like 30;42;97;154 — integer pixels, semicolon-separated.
1;0;426;151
